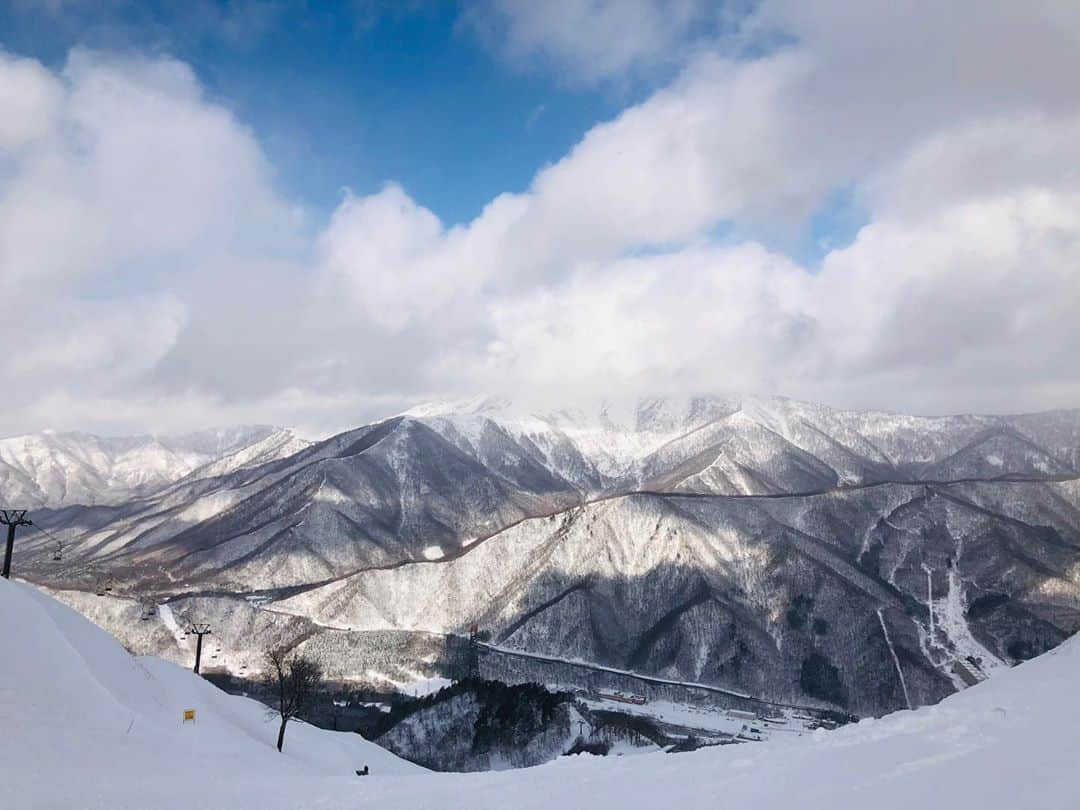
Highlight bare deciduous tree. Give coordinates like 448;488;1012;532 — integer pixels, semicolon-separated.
264;646;324;752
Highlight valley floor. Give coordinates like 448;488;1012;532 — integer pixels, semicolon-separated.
2;578;1076;809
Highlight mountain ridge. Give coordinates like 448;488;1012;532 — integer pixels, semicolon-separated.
12;395;1080;717
0;425;310;508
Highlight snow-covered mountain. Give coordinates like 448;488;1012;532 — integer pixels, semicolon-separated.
12;395;1080;717
5;575;1079;809
407;395;1080;493
0;426;310;508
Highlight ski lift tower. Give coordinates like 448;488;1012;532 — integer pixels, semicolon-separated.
187;623;213;674
1;509;32;579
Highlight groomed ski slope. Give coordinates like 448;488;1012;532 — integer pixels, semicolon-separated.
0;578;422;810
2;577;1078;810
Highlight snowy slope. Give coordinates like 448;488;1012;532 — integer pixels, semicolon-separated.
0;578;420;810
3;575;1078;808
359;631;1080;810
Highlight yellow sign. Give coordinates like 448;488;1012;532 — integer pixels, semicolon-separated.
183;709;196;723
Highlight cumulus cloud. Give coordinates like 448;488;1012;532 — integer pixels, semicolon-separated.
2;0;1080;436
0;48;304;432
470;185;1080;416
0;49;299;291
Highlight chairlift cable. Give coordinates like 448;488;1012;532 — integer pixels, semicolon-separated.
29;523;66;558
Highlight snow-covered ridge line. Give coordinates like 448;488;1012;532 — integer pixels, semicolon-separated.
0;425;309;509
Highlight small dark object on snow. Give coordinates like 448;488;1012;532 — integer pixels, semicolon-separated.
355;766;369;776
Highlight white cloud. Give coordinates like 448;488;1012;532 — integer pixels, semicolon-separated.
0;49;299;292
481;244;814;399
316;183;500;330
471;185;1080;416
463;0;719;87
0;48;304;433
3;1;1080;436
0;51;62;151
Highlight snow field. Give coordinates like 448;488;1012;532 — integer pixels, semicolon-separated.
5;577;1080;808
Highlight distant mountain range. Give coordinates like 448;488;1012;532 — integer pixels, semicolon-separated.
0;426;309;508
13;396;1080;716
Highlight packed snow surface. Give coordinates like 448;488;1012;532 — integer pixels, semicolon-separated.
3;577;1079;808
0;579;420;810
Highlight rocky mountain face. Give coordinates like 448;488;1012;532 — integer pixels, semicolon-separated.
13;396;1080;717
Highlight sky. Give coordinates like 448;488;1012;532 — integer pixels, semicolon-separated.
1;0;1079;437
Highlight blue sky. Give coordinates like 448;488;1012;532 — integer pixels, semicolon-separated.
0;0;635;225
0;0;863;263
